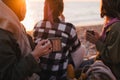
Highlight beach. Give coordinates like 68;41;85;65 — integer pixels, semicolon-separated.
76;24;103;56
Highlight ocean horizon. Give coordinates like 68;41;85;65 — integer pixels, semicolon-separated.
22;0;103;31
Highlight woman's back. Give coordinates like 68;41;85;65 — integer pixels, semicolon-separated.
33;20;81;80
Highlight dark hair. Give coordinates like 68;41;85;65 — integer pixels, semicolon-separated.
46;0;64;22
101;0;120;18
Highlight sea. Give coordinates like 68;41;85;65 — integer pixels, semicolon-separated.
22;0;103;31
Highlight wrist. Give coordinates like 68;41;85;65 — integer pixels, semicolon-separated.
31;52;40;63
95;40;104;51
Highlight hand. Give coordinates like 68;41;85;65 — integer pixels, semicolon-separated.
31;39;52;60
94;31;100;40
86;30;100;44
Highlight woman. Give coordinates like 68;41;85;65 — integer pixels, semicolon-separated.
33;0;82;80
0;0;52;80
86;0;120;79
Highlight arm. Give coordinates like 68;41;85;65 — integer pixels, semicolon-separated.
70;26;81;53
0;32;39;80
96;26;120;64
68;24;81;67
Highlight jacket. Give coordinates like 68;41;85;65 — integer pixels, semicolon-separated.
96;22;120;80
0;29;40;80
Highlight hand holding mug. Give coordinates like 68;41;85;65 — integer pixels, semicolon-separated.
31;39;52;60
86;30;100;44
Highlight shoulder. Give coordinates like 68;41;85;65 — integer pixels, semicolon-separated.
35;21;75;29
57;22;76;34
107;22;120;41
62;22;76;29
110;22;120;32
0;28;14;41
34;20;48;28
0;29;16;44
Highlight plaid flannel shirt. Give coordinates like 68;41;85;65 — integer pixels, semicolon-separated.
33;21;80;79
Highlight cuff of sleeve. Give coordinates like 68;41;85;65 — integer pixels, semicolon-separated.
24;54;41;76
95;40;104;52
25;54;39;69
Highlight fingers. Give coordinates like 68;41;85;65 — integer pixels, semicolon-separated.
32;39;53;60
44;40;52;48
37;39;52;55
37;39;48;45
42;40;52;55
43;47;52;55
86;32;94;40
86;32;97;44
